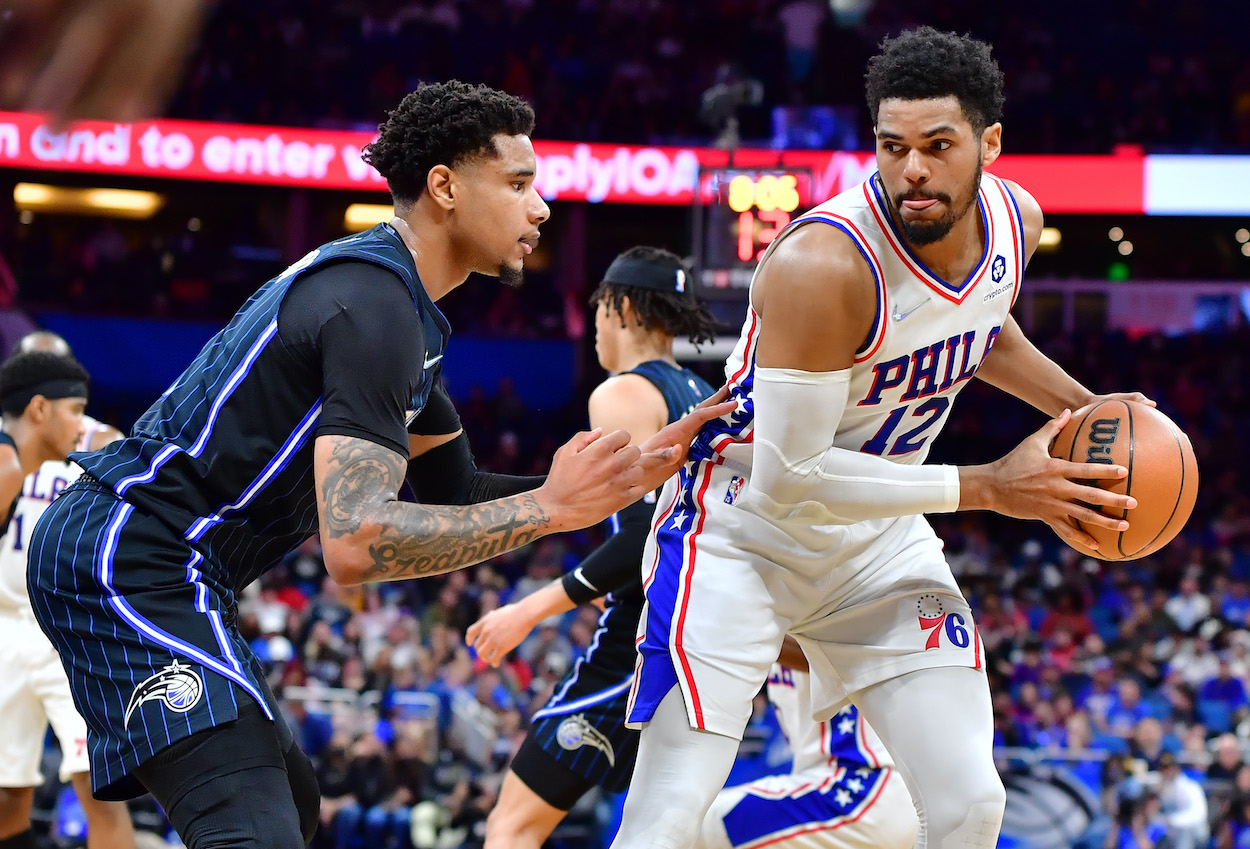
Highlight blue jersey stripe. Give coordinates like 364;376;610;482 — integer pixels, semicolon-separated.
185;398;323;541
95;503;272;718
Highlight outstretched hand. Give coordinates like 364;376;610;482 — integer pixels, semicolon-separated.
0;0;210;127
964;410;1137;553
466;603;533;668
1076;391;1156;412
536;427;642;533
633;386;735;492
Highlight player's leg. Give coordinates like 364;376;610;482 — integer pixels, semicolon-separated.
0;788;34;844
0;621;44;847
609;687;741;849
851;666;1003;849
69;774;136;849
133;698;305;849
483;770;567;849
34;637;136;849
487;681;639;849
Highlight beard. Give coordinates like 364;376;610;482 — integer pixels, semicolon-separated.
498;263;524;289
891;159;983;247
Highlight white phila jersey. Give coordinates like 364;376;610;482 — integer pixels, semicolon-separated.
0;417;109;616
701;171;1024;473
766;664;892;774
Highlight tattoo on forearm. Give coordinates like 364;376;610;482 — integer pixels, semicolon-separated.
320;436;551;582
360;493;549;581
321;437;405;539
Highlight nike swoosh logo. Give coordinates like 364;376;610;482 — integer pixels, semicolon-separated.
891;297;931;322
423;354;443;369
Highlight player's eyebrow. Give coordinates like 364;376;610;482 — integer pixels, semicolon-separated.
507;168;535;178
876;125;959;140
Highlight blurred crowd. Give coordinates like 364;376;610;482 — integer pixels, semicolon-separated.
166;0;1250;153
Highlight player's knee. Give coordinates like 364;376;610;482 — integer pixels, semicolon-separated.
484;802;544;848
0;787;34;835
922;777;1004;849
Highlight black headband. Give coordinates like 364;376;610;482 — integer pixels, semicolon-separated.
0;379;88;416
602;255;689;295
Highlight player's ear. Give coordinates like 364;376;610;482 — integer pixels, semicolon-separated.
981;122;1002;166
26;394;49;424
426;164;456;211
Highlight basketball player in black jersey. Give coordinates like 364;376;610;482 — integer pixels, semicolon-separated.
466;247;717;849
25;82;730;849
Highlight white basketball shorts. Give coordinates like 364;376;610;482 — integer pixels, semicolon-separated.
627;459;986;740
0;614;90;785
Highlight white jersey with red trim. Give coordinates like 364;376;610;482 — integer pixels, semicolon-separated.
766;665;891;774
0;417;105;616
706;171;1024;475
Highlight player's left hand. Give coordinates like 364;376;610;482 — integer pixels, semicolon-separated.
633;386;734;490
466;603;534;668
1075;391;1155;414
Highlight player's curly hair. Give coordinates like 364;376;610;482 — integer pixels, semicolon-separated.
362;80;536;207
589;247;718;349
0;351;89;415
864;27;1005;133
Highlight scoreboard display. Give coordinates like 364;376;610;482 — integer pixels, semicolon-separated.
692;167;816;300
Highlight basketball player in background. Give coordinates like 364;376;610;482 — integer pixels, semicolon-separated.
0;349;134;849
465;247;717;849
611;28;1152;849
18;331;125;452
27;81;730;849
696;641;917;849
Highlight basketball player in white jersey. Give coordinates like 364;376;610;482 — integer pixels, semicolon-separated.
696;642;917;849
0;337;132;849
611;27;1151;849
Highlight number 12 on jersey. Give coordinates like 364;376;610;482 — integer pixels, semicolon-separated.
860;397;950;456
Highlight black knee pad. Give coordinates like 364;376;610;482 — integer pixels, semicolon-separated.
283;742;321;845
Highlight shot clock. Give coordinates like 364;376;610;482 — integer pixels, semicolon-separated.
692;166;816;299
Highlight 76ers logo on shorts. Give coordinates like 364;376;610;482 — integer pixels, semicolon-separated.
724;475;745;505
124;659;204;726
917;594;972;651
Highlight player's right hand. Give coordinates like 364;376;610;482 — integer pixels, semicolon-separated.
537;428;643;532
466;603;534;668
964;410;1137;552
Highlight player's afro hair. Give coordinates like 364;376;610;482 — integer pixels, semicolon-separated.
590;247;718;349
362;80;536;205
864;27;1005;132
0;351;89;415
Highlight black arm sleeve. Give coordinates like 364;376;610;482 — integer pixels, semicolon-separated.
406;384;544;504
278;260;425;458
561;497;655;604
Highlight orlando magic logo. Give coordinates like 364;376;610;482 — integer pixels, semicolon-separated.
124;659;204;727
991;254;1007;283
556;714;616;766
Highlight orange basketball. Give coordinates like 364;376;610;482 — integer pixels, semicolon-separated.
1049;400;1198;561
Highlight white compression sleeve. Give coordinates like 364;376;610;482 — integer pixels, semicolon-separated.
742;366;960;525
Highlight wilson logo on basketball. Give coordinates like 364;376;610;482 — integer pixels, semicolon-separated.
124;659;204;726
1085;418;1121;464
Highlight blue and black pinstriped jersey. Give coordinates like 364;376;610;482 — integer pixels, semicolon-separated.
73;224;449;592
